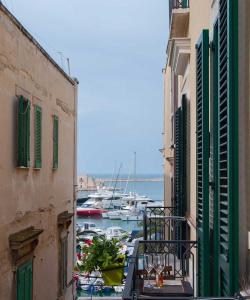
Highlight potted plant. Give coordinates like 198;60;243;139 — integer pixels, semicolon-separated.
76;235;126;286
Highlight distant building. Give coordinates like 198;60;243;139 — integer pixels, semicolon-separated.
163;0;250;297
0;3;77;300
77;175;97;191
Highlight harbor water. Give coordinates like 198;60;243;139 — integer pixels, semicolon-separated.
77;177;163;231
76;176;163;297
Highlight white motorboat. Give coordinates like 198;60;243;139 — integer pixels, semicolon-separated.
105;226;129;240
76;201;107;216
104;209;129;220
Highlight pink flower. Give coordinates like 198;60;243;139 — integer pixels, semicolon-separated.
73;274;79;282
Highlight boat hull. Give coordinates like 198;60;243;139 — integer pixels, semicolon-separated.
121;215;143;221
77;209;107;216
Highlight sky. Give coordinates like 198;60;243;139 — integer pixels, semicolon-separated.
3;0;169;175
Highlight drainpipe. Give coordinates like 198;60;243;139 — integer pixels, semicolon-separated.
72;77;79;300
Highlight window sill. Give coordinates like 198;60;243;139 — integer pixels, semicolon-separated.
16;166;29;169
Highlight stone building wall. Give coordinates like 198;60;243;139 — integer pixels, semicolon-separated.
0;4;77;300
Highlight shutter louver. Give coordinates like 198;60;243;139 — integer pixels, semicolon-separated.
60;238;68;292
175;107;183;218
53;115;59;169
212;19;220;296
218;0;238;296
34;106;42;169
17;260;33;300
196;29;210;297
175;107;182;243
17;96;30;168
175;96;187;243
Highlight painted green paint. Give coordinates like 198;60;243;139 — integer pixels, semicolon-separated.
17;96;30;168
53;115;59;169
34;105;42;169
60;238;68;293
17;260;33;300
175;107;183;218
175;97;188;245
182;0;189;8
217;0;238;296
196;29;210;297
212;19;219;296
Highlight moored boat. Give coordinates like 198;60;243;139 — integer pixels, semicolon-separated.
76;202;107;216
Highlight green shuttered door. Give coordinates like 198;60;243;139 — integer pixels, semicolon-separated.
18;96;30;167
217;0;238;296
34;106;42;168
53;115;59;169
17;260;33;300
196;29;210;297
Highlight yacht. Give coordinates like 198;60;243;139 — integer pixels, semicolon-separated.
76;201;107;216
105;226;129;240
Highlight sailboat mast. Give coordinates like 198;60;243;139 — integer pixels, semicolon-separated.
134;151;136;195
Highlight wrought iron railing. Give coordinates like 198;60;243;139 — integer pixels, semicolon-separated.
123;240;197;300
123;207;244;299
143;206;187;241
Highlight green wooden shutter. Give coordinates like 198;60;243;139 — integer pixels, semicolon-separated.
212;19;220;296
17;96;30;168
175;97;187;243
53;115;59;169
17;260;33;300
60;238;68;292
196;29;210;297
175;107;183;218
181;95;187;219
175;107;182;243
217;0;238;296
34;106;42;169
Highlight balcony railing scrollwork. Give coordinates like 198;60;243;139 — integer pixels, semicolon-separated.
123;240;197;300
143;206;187;241
123;206;243;299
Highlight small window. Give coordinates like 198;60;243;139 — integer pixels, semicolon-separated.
17;260;33;300
60;237;68;293
34;105;42;169
17;96;30;168
53;115;59;169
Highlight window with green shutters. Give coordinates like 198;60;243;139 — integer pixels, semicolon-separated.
216;0;238;296
196;29;210;297
34;106;42;169
17;96;30;168
17;260;33;300
53;115;59;169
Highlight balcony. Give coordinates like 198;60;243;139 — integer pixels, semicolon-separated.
169;0;190;39
123;207;242;300
123;239;197;299
123;207;196;299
